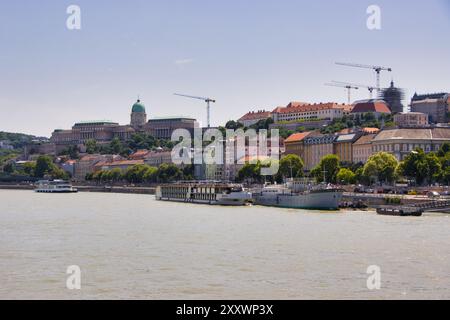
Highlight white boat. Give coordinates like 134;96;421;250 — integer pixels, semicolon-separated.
35;180;78;193
252;179;343;210
156;182;253;206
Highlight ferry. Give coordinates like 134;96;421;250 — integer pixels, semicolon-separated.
252;179;343;210
155;182;253;206
35;180;78;193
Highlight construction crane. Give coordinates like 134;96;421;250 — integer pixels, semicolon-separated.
174;93;216;128
325;82;359;105
335;62;392;94
331;81;376;99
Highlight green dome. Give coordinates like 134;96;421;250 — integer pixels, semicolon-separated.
132;100;146;113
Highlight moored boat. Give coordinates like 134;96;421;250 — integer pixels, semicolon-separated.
155;182;253;206
252;179;343;210
35;180;78;193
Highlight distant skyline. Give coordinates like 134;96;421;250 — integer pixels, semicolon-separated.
1;0;449;136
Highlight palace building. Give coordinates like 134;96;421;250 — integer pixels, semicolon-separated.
50;99;199;152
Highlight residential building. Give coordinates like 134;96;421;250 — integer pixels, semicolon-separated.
410;93;449;124
394;112;429;128
272;102;350;123
352;134;376;164
73;154;121;180
303;134;336;170
283;132;313;161
144;150;173;167
238;110;272;127
333;133;363;164
351;100;392;118
129;149;151;160
94;159;144;172
371;127;450;161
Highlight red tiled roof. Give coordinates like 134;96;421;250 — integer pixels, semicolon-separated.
275;102;351;114
284;132;312;143
362;127;380;134
352;101;391;114
286;101;309;108
238;110;271;121
129;149;151;160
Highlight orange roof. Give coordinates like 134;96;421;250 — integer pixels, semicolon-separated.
129;149;151;160
284;132;312;143
362;127;380;134
286;101;309;108
238;110;271;121
352;101;391;114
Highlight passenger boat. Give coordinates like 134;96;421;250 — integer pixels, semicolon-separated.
155;182;253;206
35;180;78;193
252;179;343;210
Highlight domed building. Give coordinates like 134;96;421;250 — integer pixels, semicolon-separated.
130;99;147;129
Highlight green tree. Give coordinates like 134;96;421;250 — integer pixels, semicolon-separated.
3;162;14;174
311;154;340;183
85;140;98;154
278;154;304;179
237;162;262;184
362;152;398;185
109;168;123;182
336;168;356;185
400;149;442;185
156;163;182;183
34;155;54;178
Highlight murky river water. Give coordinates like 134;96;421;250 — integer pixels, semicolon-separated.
0;190;449;299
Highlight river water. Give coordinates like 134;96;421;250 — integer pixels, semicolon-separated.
0;190;449;300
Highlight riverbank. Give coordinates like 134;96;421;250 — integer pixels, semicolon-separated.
0;183;155;195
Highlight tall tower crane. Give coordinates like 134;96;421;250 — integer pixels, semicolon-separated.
331;81;376;99
325;82;359;105
335;62;392;94
174;93;216;128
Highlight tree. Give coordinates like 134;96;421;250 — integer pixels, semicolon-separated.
108;168;123;182
337;168;356;185
34;155;54;178
110;137;123;154
237;163;262;184
85;140;98;154
3;162;14;174
225;120;244;130
156;163;182;183
278;154;304;179
399;149;442;185
311;154;340;183
362;152;398;185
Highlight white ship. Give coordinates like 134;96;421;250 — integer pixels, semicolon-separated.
155;182;253;206
252;180;343;210
35;180;78;193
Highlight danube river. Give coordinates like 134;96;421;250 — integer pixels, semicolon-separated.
0;190;449;300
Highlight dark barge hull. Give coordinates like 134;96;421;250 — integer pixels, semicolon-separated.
376;206;423;217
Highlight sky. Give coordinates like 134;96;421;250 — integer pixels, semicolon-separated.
0;0;449;137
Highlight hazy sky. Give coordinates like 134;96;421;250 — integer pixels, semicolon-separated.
0;0;449;136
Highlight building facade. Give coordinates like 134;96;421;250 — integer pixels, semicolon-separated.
371;128;450;161
410;93;449;124
351;100;392;119
333;133;363;164
272;102;349;123
283;132;313;161
352;134;376;164
303;134;336;170
394;112;429;127
238;110;272;127
50;100;199;151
